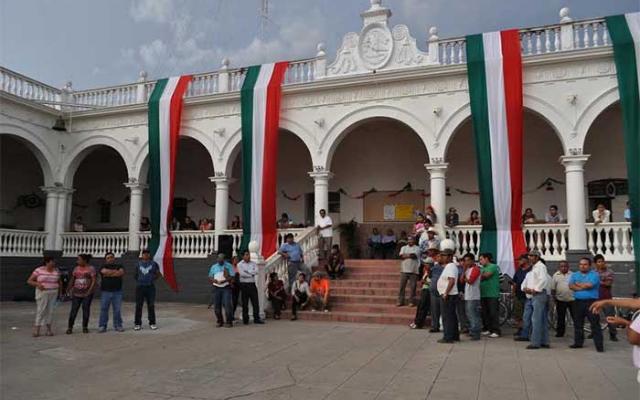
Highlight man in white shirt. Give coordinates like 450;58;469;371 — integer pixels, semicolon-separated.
550;260;574;337
397;236;421;307
520;250;551;349
437;248;459;343
592;203;611;224
544;205;563;223
316;209;333;262
237;250;264;325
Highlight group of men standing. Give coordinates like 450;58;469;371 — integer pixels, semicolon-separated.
401;235;618;351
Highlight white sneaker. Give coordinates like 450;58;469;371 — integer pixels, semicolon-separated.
489;333;500;338
134;325;142;331
481;331;490;336
323;309;329;313
149;324;157;330
409;323;417;329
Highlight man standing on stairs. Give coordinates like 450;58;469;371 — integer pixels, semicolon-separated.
437;248;460;343
397;236;421;307
278;233;304;290
316;209;333;263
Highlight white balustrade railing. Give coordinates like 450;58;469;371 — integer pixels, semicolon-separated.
264;226;319;289
446;222;633;262
61;232;129;258
73;83;139;108
437;38;467;65
573;19;609;49
0;229;48;257
0;67;61;108
285;59;317;84
520;26;561;55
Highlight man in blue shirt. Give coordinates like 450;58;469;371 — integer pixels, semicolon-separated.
134;249;160;331
208;253;235;327
278;233;304;289
568;257;603;352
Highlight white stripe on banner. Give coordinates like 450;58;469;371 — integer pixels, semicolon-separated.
250;63;275;247
155;77;180;272
626;13;640;94
482;32;514;275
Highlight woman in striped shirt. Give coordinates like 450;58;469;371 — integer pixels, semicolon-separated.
27;257;62;337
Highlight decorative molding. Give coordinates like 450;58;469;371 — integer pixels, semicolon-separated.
213;127;226;137
568;147;583;155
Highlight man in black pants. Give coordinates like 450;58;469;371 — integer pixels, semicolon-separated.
237;250;264;325
437;249;460;343
134;250;159;331
568;257;604;352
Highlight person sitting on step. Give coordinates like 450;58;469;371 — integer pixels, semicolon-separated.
325;244;345;279
309;272;330;312
266;272;287;320
291;272;311;321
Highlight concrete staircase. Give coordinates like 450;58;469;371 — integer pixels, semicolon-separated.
280;259;418;325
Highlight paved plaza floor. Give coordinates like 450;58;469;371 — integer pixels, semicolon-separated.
1;301;638;400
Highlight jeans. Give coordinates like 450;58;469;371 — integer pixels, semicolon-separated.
398;273;417;305
440;295;460;341
521;298;534;339
430;291;441;330
134;285;156;326
530;292;549;347
325;264;345;279
68;294;93;329
481;297;501;335
99;290;123;329
573;299;604;351
287;261;302;290
239;282;260;323
212;286;233;325
318;236;332;260
414;289;430;328
292;292;308;317
465;299;482;339
555;300;574;337
456;294;469;330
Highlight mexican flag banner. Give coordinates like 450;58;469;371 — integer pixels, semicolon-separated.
466;30;526;277
147;75;192;291
606;12;640;292
240;62;289;258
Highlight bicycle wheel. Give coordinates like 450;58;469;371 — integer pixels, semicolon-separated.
499;302;509;326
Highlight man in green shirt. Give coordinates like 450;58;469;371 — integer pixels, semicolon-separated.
479;253;501;337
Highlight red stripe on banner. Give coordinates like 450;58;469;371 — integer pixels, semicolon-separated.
500;30;527;261
164;75;191;291
261;62;288;258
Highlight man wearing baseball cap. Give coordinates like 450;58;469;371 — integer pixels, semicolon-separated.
437;248;460;343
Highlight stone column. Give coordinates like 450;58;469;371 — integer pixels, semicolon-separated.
308;170;333;225
209;175;232;234
54;187;73;250
560;154;590;252
125;182;147;252
40;186;59;250
249;240;266;320
425;162;449;224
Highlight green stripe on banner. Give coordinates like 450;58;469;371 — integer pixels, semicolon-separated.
147;78;168;257
606;14;640;293
239;66;261;254
466;34;497;257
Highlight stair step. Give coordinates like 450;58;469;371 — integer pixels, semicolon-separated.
330;303;417;315
344;259;400;266
278;310;416;325
330;279;403;288
346;273;400;280
331;294;400;305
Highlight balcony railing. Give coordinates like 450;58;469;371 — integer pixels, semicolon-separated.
1;16;614;110
0;229;48;257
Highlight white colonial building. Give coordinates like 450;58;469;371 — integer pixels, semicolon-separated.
0;1;634;274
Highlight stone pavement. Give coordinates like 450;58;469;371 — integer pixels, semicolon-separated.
1;301;638;400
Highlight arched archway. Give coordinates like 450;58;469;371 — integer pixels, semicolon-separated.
71;146;129;231
583;102;627;220
0;135;47;230
445;110;565;225
227;129;314;228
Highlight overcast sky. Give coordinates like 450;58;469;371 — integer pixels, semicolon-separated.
1;0;638;89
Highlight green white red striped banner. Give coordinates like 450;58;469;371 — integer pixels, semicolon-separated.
466;30;526;277
240;62;288;258
606;12;640;292
147;75;192;291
